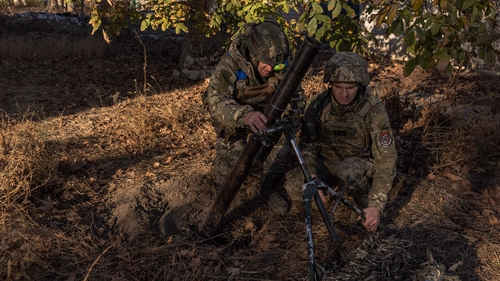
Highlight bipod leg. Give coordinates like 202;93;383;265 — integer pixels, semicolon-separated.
303;183;318;281
313;188;340;243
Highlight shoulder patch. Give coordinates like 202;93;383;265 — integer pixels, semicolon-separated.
379;131;393;147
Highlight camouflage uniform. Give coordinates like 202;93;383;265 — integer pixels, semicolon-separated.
284;52;397;213
202;18;303;214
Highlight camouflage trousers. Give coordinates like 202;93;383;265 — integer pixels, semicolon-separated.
213;135;290;188
284;156;376;207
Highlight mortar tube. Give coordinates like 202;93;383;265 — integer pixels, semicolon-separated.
201;37;322;236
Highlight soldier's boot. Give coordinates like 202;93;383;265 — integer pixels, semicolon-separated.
259;174;290;215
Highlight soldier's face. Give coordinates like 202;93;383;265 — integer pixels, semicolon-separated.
331;83;358;105
257;61;273;77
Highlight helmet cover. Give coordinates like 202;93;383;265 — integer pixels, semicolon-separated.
244;19;290;67
323;52;370;86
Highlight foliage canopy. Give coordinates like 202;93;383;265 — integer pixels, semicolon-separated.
90;0;499;76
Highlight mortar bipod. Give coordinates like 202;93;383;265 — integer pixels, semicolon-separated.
255;119;345;281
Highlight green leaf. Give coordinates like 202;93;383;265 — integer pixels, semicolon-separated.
471;5;480;23
312;2;324;13
283;3;290;14
416;25;424;38
316;25;326;39
332;1;342;18
406;41;416;54
485;48;496;64
140;19;149;31
404;30;415;47
299;11;310;23
162;20;169;31
404;58;418;76
410;0;423;10
393;19;403;36
317;14;331;23
307;17;318;35
461;0;475;11
177;22;188;33
417;55;429;70
424;16;434;29
430;22;441;35
386;4;399;25
343;4;357;18
458;50;466;63
435;48;447;57
328;0;337;11
479;22;487;33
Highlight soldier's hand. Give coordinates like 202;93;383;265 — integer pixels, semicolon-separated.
245;111;268;132
360;207;381;233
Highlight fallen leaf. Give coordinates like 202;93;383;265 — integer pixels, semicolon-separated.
441;219;461;230
460;179;473;191
483;189;491;200
488;215;500;226
488;197;496;207
444;172;463;181
244;221;255;231
482;209;495;217
489;185;500;200
472;210;481;220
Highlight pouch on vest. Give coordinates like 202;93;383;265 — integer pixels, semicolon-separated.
235;77;278;106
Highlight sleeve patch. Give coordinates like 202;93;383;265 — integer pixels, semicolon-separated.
379;132;393;147
216;69;233;93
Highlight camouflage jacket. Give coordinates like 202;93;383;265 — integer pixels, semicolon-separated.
203;34;303;142
301;88;397;211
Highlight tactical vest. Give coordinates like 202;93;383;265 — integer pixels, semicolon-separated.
317;93;378;161
220;69;280;143
234;69;279;111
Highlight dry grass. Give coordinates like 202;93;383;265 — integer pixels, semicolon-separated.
0;110;61;280
0;110;59;205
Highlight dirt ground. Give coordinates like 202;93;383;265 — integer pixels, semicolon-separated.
1;12;500;281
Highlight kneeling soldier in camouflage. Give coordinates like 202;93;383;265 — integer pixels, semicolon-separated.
203;17;304;215
285;52;397;232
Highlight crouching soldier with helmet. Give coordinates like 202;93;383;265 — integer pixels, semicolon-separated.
284;52;397;232
202;16;304;215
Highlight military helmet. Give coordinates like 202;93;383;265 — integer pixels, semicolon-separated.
323;52;370;86
243;18;290;69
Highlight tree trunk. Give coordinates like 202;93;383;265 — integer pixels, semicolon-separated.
178;0;215;68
